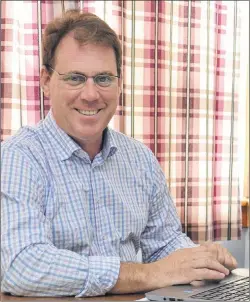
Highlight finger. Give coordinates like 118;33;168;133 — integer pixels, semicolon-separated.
222;247;237;270
203;243;238;271
214;244;237;270
191;258;229;275
202;242;227;265
229;254;237;269
191;280;206;286
193;268;226;281
169;267;226;286
214;244;225;265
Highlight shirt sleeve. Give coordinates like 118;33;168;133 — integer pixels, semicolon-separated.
1;146;120;297
140;152;197;263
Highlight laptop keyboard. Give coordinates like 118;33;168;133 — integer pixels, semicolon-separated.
190;277;249;301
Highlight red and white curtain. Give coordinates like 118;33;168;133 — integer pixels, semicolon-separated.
1;0;243;243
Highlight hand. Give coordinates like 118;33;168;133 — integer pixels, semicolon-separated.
201;241;237;271
150;242;237;288
110;242;238;294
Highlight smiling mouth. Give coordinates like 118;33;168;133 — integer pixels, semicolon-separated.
76;109;101;116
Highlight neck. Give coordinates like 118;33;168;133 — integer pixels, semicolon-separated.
73;135;103;161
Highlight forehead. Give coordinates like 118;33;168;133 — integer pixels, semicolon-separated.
54;34;117;73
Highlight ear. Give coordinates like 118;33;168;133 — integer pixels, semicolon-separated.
40;66;51;97
118;72;123;95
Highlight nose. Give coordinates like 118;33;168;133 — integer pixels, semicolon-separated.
79;78;99;101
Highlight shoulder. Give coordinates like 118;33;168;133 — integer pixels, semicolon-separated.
1;121;48;172
111;128;154;154
1;124;49;201
109;128;158;171
2;123;40;146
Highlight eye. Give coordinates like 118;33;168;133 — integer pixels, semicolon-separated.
63;73;85;85
95;75;113;87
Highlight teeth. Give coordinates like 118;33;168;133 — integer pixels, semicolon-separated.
77;109;99;116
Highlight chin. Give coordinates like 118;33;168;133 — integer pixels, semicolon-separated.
76;129;103;140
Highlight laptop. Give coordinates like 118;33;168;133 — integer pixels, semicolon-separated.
145;268;249;302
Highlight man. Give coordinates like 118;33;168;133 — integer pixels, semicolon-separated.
1;9;237;297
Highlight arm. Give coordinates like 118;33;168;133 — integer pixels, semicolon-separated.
110;152;236;294
140;153;196;263
1;147;120;297
110;244;236;294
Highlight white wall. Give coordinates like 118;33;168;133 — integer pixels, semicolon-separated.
220;228;249;268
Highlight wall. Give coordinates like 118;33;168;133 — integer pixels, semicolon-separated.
220;228;249;268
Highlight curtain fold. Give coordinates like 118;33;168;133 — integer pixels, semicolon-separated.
1;0;244;242
244;67;249;202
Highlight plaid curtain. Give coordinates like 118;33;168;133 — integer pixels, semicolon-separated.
1;0;243;243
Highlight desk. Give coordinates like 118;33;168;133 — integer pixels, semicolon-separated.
1;293;145;301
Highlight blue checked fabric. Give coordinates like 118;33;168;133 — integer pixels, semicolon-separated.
1;110;195;297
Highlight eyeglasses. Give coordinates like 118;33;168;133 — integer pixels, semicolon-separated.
46;65;119;90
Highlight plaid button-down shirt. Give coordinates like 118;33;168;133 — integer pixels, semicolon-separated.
1;110;195;297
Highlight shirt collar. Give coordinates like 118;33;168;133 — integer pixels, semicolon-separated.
43;110;118;161
101;127;118;160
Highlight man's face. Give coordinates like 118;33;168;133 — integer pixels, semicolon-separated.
41;35;121;147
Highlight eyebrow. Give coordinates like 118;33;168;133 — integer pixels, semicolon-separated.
67;70;116;76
